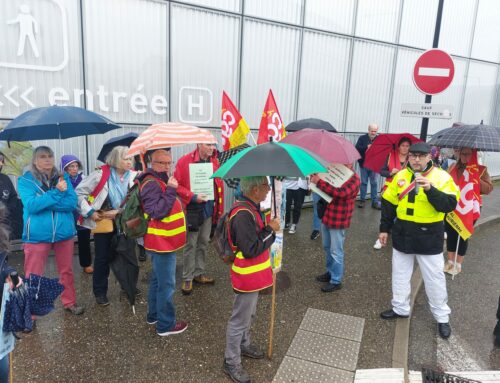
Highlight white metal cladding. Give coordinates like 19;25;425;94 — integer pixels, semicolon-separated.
244;0;302;25
461;61;498;124
304;0;356;34
240;19;300;129
355;0;401;43
82;0;168;125
471;0;500;62
345;40;395;132
0;0;82;118
438;0;476;57
398;0;437;49
175;0;241;13
170;4;240;126
296;31;350;129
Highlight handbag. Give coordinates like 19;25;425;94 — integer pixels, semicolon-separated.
91;218;114;234
186;203;205;232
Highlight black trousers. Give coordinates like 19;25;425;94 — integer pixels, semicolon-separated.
77;228;92;268
445;220;477;256
93;232;114;298
285;188;307;225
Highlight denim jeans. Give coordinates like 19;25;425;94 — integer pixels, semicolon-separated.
147;251;177;332
360;166;378;202
0;354;8;382
321;225;346;285
312;192;321;231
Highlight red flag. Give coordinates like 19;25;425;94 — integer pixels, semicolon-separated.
257;90;286;144
445;151;481;240
221;91;250;151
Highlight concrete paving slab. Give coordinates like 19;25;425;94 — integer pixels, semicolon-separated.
354;368;405;383
299;308;365;342
272;356;354;383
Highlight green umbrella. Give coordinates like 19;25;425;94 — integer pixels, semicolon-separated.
212;141;326;179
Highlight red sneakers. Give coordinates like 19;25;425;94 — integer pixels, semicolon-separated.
157;321;188;336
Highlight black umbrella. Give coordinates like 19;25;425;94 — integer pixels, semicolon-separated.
286;118;337;132
428;123;500;152
97;132;139;162
109;233;139;313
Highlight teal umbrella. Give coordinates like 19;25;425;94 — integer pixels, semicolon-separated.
212;141;326;179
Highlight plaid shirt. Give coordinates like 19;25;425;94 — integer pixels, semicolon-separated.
316;174;360;229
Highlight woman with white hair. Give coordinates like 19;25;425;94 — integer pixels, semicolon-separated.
76;146;138;306
18;146;84;316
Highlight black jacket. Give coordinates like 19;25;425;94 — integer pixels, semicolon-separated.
355;134;374;167
0;174;23;240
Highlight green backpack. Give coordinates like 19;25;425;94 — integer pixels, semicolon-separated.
117;178;149;238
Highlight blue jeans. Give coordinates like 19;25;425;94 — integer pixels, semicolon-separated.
0;355;8;382
321;225;346;284
360;166;378;203
312;193;321;231
147;251;177;332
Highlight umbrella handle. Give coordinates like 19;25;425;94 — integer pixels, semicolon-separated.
271;177;277;218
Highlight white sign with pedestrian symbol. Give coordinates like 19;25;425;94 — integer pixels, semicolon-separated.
7;4;40;58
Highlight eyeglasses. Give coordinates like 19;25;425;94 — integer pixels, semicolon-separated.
408;153;428;160
152;161;172;166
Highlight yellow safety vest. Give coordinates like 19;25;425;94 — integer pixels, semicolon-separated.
382;166;459;224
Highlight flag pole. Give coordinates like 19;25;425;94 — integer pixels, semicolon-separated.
452;236;460;281
267;272;277;359
248;132;257;146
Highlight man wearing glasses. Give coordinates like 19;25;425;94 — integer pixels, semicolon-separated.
0;152;23;239
378;142;459;339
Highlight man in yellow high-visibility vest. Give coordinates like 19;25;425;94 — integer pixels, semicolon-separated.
378;142;459;339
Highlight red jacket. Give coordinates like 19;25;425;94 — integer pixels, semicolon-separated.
316;174;360;229
174;148;224;224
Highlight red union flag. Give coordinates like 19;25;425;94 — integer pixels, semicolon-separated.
221;91;250;151
257;90;286;144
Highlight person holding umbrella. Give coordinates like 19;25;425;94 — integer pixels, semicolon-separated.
378;142;459;339
139;149;188;336
18;146;84;316
61;155;93;274
444;147;493;275
76;146;138;306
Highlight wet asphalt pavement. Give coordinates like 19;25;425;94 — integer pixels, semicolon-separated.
10;183;499;382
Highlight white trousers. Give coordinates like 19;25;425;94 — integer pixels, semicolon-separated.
392;248;450;323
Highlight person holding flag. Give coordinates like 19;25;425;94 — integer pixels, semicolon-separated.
444;147;493;275
221;91;251;149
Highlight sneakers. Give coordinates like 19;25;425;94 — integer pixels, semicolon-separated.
223;361;251;383
241;343;264;359
65;304;85;315
181;280;193;295
146;318;157;325
321;283;342;293
310;230;320;240
288;224;296;234
315;272;330;282
83;266;94;274
373;239;382;250
357;200;365;208
157;321;188;336
96;296;110;306
284;223;290;230
371;201;381;210
193;275;215;284
444;260;461;275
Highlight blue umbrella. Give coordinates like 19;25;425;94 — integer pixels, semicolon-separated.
97;132;139;162
3;284;33;334
0;105;121;141
25;274;64;316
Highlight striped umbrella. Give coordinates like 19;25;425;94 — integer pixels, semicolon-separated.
127;122;217;157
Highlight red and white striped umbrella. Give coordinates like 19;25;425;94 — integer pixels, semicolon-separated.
127;122;217;157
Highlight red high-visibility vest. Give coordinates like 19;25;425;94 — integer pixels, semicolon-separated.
142;177;187;253
228;201;273;293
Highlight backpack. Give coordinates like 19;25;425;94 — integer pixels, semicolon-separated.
118;178;150;238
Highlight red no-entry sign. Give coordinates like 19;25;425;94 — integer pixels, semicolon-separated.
413;49;455;95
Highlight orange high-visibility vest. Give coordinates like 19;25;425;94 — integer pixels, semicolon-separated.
228;201;273;293
142;177;187;253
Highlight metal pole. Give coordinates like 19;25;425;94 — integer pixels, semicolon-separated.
420;0;444;141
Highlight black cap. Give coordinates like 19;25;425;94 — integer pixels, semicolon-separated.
409;142;431;154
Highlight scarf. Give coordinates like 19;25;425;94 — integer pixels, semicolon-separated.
108;168;131;209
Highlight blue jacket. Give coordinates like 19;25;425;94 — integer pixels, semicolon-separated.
18;171;77;244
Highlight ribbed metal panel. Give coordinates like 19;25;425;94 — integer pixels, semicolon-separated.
399;0;437;49
176;0;241;12
0;0;83;119
439;0;476;57
461;61;498;124
346;40;395;133
170;4;240;127
83;0;167;124
355;0;400;43
240;19;300;129
244;0;302;25
304;0;355;34
297;31;350;130
471;0;500;62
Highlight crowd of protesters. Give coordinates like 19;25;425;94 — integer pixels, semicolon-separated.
0;121;498;383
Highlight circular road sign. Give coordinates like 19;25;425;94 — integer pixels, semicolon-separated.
413;49;455;95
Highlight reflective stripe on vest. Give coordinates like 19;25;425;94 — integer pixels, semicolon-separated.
228;201;273;293
382;167;459;224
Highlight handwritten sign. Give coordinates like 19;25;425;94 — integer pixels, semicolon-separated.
189;163;214;200
319;163;353;188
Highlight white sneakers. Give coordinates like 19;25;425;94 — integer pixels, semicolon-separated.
289;224;297;234
373;239;382;250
